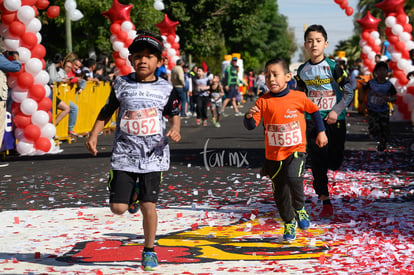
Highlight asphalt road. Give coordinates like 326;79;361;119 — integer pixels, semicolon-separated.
1;103;413;211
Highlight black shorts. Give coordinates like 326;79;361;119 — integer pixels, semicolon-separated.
107;170;162;204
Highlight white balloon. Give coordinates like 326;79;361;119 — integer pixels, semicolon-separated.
385;16;396;27
20;98;38;115
121;21;134;32
391;24;403;36
70;9;83;21
359;40;367;47
36;32;42;44
390;52;401;62
64;0;77;11
17;47;31;63
161;35;167;42
167;48;176;57
362;45;372;54
399;32;411;42
14;128;24;140
128;30;137;39
119;48;129;59
41;123;56;139
164;42;171;49
175;35;180;43
367;51;376;60
44;85;51;97
26;18;42;33
405;40;414;51
31;110;49;127
397;59;409;71
154;1;164;10
11;91;28;103
375;38;382;46
369;31;379;40
16;139;34;155
17;6;35;25
171;55;179;64
34;71;50;85
112;41;124;52
110;34;117;43
25;58;43;75
4;0;21;12
3;38;20;51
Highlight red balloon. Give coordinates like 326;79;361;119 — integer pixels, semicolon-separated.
404;23;412;33
31;44;46;59
376;0;405;17
14;113;32;129
21;32;38;49
1;11;17;25
11;102;20;114
155;14;179;36
112;51;120;60
115;57;126;68
167;34;175;44
36;0;50;10
46;5;60;19
372;44;381;53
28;84;46;101
116;30;128;42
110;23;121;35
48;111;52;122
345;6;353;16
120;65;132;75
22;0;37;5
37;97;52;111
340;0;348;10
172;42;180;50
361;31;370;41
9;21;26;38
395;41;406;52
387;34;398;45
357;11;381;32
334;0;343;3
394;70;408;86
34;136;51;152
102;0;132;24
396;13;407;25
24;124;41;141
125;38;133;47
401;50;410;59
17;72;34;90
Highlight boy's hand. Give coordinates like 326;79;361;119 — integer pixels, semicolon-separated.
166;128;181;142
246;106;260;119
316;131;328;148
325;110;338;124
85;135;98;156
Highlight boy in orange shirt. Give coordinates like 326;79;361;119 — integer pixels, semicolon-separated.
244;58;327;241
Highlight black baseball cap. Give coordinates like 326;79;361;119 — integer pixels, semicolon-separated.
128;34;164;54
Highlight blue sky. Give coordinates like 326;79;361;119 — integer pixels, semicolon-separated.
278;0;359;63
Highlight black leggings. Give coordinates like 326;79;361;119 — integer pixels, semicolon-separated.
306;119;346;198
263;152;307;222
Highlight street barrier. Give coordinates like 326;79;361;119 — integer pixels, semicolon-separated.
52;81;116;143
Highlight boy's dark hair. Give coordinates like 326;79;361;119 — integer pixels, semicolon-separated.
373;61;388;72
265;58;290;74
84;58;96;68
304;24;328;41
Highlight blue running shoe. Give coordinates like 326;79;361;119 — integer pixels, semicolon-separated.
142;251;158;271
295;207;310;230
128;181;140;214
283;220;297;241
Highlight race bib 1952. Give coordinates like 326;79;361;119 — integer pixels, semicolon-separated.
120;107;161;136
267;121;302;147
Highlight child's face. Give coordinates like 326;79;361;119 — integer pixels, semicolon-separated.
304;31;328;61
264;63;291;93
213;75;219;83
197;68;204;78
128;48;162;81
